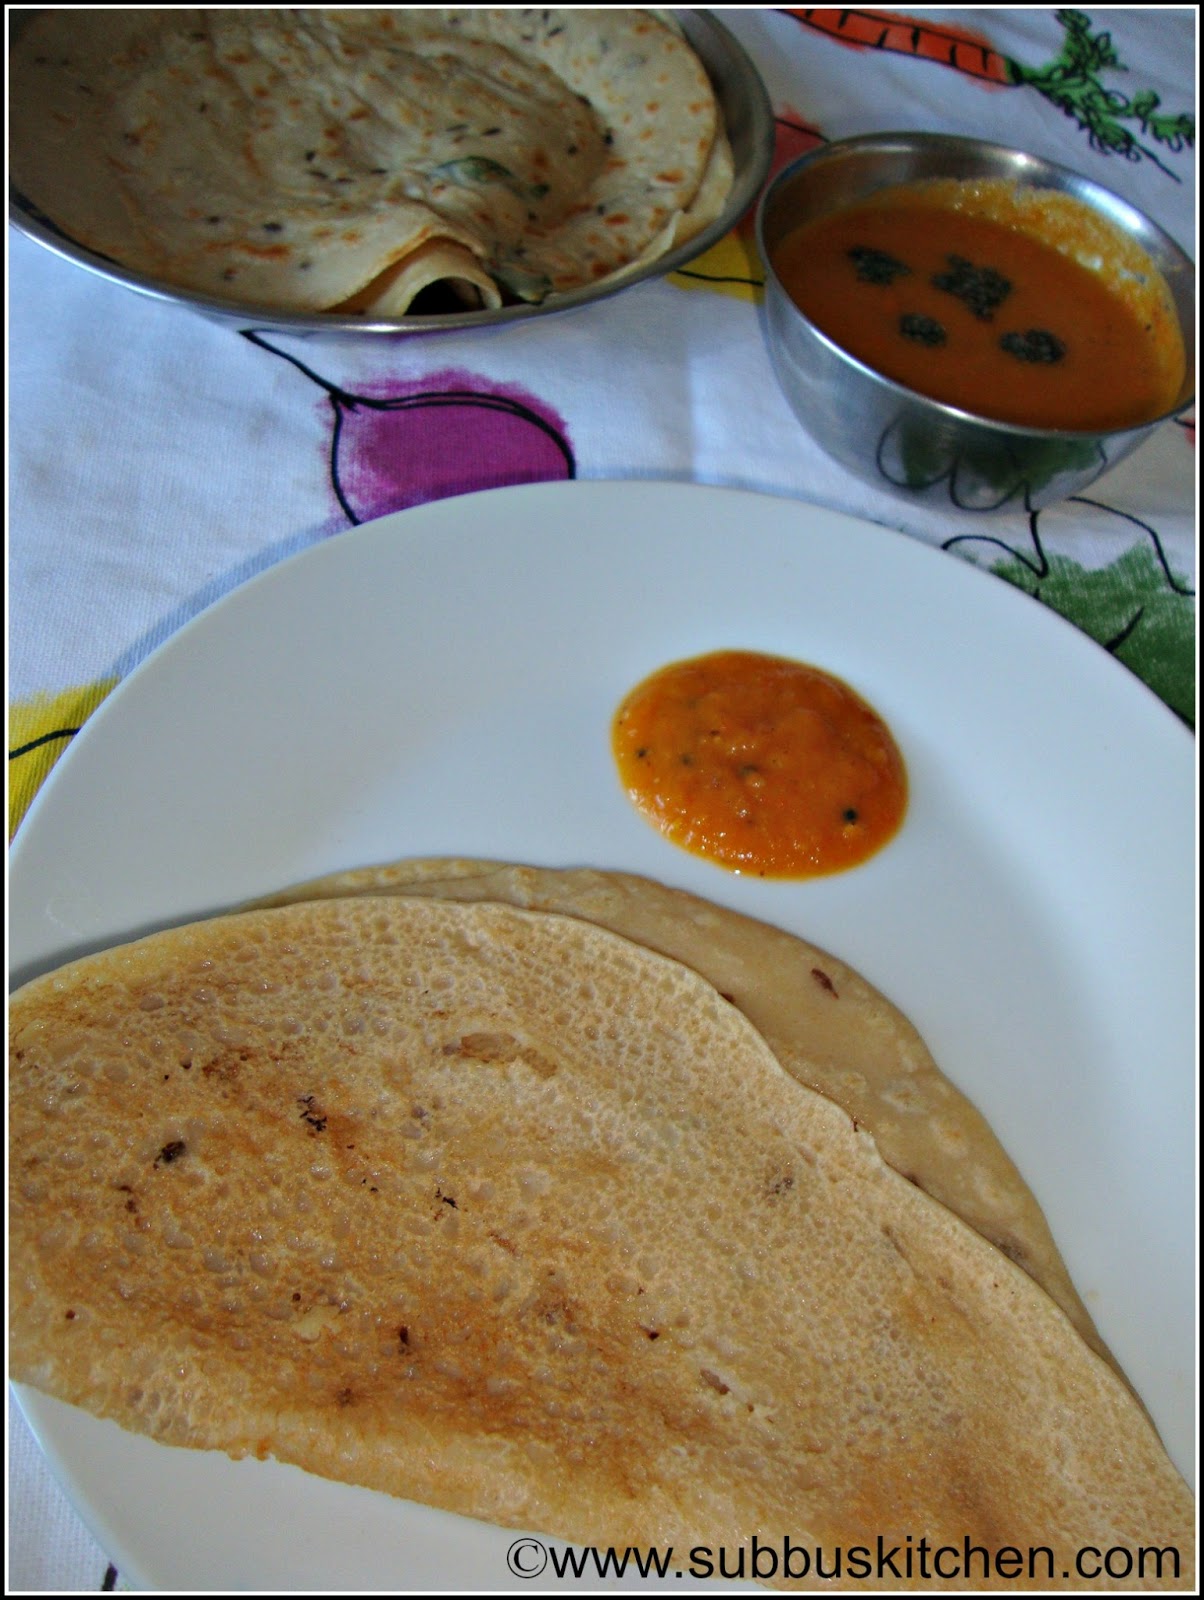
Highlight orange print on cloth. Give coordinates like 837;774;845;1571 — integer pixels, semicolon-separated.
671;113;826;302
9;678;118;837
788;9;1013;82
788;9;1195;179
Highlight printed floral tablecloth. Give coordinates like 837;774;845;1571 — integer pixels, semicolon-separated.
7;7;1195;1591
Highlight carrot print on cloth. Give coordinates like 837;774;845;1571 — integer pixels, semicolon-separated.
788;8;1014;82
787;9;1195;177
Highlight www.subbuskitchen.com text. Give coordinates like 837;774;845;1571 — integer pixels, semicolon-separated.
505;1534;1182;1583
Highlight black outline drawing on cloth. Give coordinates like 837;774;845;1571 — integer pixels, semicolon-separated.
241;330;575;526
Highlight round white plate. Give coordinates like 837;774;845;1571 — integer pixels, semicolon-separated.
10;481;1195;1589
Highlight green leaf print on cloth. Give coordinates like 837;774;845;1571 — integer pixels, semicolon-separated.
787;8;1194;180
992;540;1194;727
1011;10;1196;178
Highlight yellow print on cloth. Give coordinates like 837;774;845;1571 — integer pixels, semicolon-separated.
670;115;827;302
8;679;118;838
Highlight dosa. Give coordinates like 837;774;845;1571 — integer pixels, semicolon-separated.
9;9;732;315
253;858;1113;1373
9;894;1192;1589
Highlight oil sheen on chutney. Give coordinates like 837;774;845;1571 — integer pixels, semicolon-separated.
612;649;907;878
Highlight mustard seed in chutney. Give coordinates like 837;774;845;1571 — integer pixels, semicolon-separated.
612;650;907;879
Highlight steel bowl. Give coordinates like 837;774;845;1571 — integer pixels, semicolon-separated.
8;10;772;339
756;133;1195;513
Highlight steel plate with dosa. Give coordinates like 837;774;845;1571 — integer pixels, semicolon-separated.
7;9;772;336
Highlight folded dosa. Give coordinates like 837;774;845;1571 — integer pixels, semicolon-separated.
253;859;1114;1374
9;9;731;315
8;895;1192;1588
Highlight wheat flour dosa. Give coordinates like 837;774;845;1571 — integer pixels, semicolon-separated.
9;902;1197;1587
8;896;1193;1587
9;8;731;315
252;858;1111;1372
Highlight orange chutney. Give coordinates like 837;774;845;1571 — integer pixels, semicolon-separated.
771;178;1186;430
611;650;907;878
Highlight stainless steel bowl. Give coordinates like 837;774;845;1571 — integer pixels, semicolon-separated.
8;10;773;339
756;133;1196;513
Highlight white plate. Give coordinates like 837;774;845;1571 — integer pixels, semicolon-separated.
10;481;1195;1590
